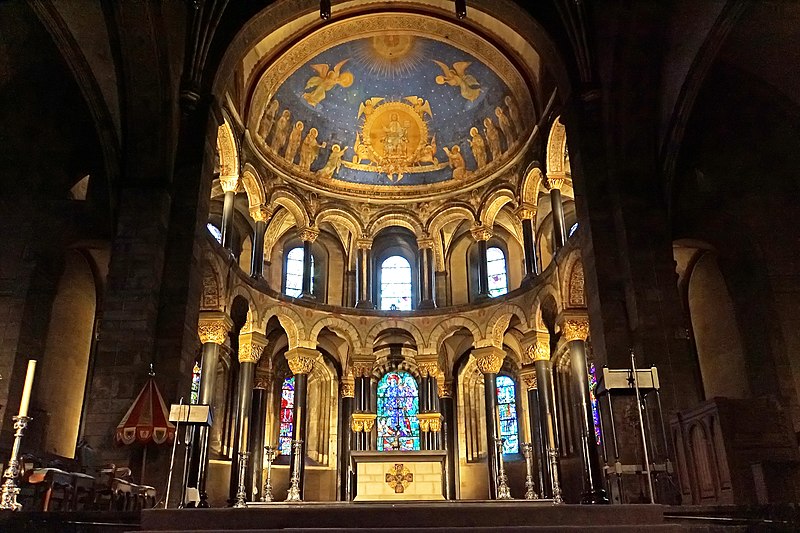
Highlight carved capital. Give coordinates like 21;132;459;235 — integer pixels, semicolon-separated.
470;224;493;242
352;361;373;378
351;412;376;433
219;175;239;193
417;237;434;250
525;333;551;363
561;315;590;342
546;175;565;191
298;227;319;243
197;312;233;345
437;380;453;398
249;204;272;223
472;346;505;374
285;347;319;375
356;237;373;250
417;362;441;378
238;331;267;364
515;203;537;221
521;366;538;390
418;412;442;433
254;369;273;390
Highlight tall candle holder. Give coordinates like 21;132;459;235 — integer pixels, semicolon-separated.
285;440;303;502
0;415;32;510
548;446;564;505
521;442;539;500
233;451;250;508
494;437;512;500
261;446;279;502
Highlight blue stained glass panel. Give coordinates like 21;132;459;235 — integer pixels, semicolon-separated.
376;371;420;451
589;363;602;445
279;376;296;456
495;375;519;454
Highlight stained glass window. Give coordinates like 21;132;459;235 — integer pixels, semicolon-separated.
190;361;201;405
207;223;222;243
589;363;602;445
285;247;313;298
376;371;420;451
496;375;519;454
569;222;579;238
380;256;412;311
279;376;295;455
487;247;508;297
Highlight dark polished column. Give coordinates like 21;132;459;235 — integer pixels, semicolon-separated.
470;225;493;300
192;312;232;507
220;176;238;250
548;176;568;251
417;238;436;309
521;364;545;499
531;332;554;498
249;206;270;279
286;347;318;499
355;239;374;309
298;228;319;299
339;376;355;501
562;316;609;504
248;369;271;501
418;362;441;450
351;363;374;452
517;204;539;283
473;346;505;499
438;380;456;500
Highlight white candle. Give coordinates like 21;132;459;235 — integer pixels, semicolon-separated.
18;360;37;417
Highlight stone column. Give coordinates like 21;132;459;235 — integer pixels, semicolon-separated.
192;312;233;507
547;175;568;251
561;314;608;504
248;367;271;501
339;372;355;501
516;203;539;282
249;206;271;279
298;228;319;299
530;331;555;498
470;224;493;300
521;364;545;499
417;237;437;309
351;362;374;452
285;347;318;499
234;330;266;506
438;379;456;499
219;175;238;251
355;238;374;309
473;346;505;499
417;361;442;450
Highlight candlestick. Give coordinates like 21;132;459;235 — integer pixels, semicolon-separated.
234;452;250;508
0;416;32;510
18;360;36;418
495;437;512;499
261;445;279;502
285;440;303;502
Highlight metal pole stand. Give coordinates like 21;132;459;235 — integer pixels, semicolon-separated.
234;452;250;508
285;440;303;502
0;415;32;511
548;446;563;505
261;446;279;502
495;437;512;500
521;442;539;499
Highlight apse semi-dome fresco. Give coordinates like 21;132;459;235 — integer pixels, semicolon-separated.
248;14;536;200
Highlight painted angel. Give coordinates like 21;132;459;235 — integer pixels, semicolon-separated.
302;59;354;107
432;60;481;101
358;97;384;119
404;96;432;119
316;144;348;179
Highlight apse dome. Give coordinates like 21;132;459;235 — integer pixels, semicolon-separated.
246;12;540;202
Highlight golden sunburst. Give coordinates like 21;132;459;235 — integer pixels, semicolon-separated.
352;34;425;78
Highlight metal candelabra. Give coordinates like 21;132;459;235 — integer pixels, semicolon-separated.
521;442;539;500
285;440;303;502
233;451;250;508
494;437;512;500
261;445;279;502
548;446;564;505
0;416;31;511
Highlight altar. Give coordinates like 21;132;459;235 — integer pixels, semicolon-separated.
351;450;447;501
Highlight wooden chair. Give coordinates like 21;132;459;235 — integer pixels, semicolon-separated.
70;471;95;511
26;468;73;511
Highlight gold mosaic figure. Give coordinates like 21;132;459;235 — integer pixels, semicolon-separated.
443;145;466;180
495;107;514;148
258;99;279;140
469;126;488;168
284;121;305;164
432;60;481;101
299;128;327;170
271;110;291;151
484;117;502;161
303;59;354;107
317;144;347;179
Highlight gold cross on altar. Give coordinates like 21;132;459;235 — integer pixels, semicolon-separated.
385;463;413;493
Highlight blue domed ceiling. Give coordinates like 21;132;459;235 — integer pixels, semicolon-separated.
249;14;536;198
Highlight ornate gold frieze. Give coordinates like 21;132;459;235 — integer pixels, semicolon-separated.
437;380;453;398
239;331;267;364
352;362;373;378
473;346;505;374
340;381;355;398
249;204;273;223
417;362;440;378
525;337;551;363
351;412;376;433
197;312;233;345
561;317;590;342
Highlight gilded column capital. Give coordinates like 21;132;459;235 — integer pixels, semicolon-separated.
351;361;373;378
560;314;590;342
437;380;453;399
249;204;273;223
356;237;373;250
418;412;442;433
298;227;320;243
238;331;267;364
219;175;239;193
254;369;273;390
472;346;506;374
285;347;319;375
351;413;376;433
515;203;537;221
546;175;566;191
524;331;551;363
520;365;538;390
470;224;493;242
417;237;435;250
417;361;441;378
197;312;233;345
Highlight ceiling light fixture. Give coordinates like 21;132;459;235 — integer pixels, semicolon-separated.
320;0;331;20
455;0;467;19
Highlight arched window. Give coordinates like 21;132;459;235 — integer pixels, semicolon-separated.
496;375;519;454
285;247;313;298
377;371;420;451
279;376;295;455
486;247;508;297
207;223;222;243
569;222;579;237
380;255;412;310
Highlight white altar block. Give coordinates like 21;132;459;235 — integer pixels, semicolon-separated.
351;450;446;501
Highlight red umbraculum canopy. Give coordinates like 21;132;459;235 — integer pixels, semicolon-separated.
115;378;175;446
